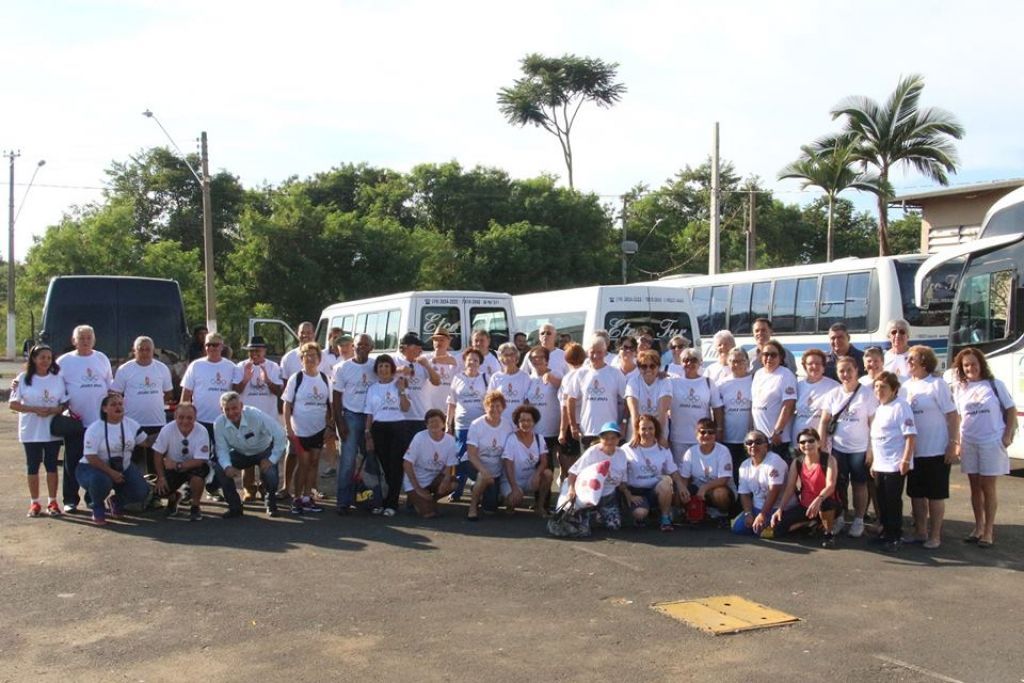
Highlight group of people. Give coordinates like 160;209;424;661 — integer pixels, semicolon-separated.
9;318;1017;553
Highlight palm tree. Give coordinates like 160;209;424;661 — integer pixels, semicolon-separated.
778;141;888;262
823;73;964;256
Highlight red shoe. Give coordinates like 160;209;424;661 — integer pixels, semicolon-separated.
46;501;62;517
27;502;42;518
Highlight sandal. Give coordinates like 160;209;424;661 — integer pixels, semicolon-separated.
977;539;994;549
963;534;981;544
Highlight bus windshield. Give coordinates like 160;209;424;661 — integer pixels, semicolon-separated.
895;258;956;328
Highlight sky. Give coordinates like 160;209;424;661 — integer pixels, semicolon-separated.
2;0;1022;260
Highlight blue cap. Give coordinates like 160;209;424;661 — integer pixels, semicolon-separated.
598;421;621;436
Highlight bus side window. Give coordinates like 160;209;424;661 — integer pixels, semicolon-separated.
771;278;797;333
795;277;818;333
691;287;711;336
710;285;729;334
730;283;752;334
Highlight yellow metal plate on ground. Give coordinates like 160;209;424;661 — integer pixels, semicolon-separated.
651;595;800;635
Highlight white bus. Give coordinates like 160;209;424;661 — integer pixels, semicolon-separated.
647;255;958;369
915;186;1024;458
250;290;516;358
513;285;699;353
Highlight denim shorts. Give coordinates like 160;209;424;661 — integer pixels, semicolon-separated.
832;449;868;484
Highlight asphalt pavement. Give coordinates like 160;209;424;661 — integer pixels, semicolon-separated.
0;403;1022;682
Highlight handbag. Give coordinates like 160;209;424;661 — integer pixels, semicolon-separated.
352;451;383;511
827;385;861;435
546;500;592;538
50;413;84;438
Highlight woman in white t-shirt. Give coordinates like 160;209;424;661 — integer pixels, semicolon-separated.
667;347;724;465
704;330;736;384
566;421;628;531
9;345;68;518
556;343;587;478
465;391;513;521
717;348;754;483
402;409;457;518
620;414;683;531
501;405;553;516
791;349;839;452
869;371;917;552
751;339;798;462
488;342;534;422
625;349;672;446
902;346;958;548
364;354;411;517
882;318;912;380
446;349;489;501
524;346;562;455
951;347;1017;548
283;342;336;515
76;395;152;526
679;417;737;522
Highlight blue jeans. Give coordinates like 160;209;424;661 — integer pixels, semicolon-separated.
451;428;470;499
731;507;764;535
336;410;367;508
63;431;85;506
75;462;150;514
213;446;280;512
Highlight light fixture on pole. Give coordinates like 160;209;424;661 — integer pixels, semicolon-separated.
5;153;45;360
141;110;218;333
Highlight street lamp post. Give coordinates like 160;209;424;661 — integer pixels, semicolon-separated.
142;110;217;333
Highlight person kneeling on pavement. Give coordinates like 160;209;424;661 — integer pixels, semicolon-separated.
770;428;841;548
678;417;737;525
565;421;628;530
77;394;153;526
619;413;685;531
213;391;287;518
152;402;211;522
402;409;458;518
732;429;789;537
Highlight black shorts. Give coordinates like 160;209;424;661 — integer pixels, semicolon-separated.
626;486;660;509
775;498;841;535
560;433;582;457
906;456;950;500
165;463;211;492
298;431;326;450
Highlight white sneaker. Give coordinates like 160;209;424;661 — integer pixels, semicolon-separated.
833;516;845;535
848;517;865;538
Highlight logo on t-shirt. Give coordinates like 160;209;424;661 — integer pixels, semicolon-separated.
432;451;440;463
587;378;607;397
785;386;796;396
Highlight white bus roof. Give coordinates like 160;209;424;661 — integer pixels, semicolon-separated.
651;254;924;286
322;290;512;309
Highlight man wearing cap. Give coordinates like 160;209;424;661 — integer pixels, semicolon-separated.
394;333;441;448
427;328;461;413
232;335;284;501
332;333;376;513
213;391;287;518
181;332;237;444
337;333;355;363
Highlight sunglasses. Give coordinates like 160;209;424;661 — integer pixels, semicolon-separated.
205;342;222;348
798;439;816;446
744;439;768;446
889;329;908;336
761;351;779;358
670;344;686;350
181;438;189;457
698;429;716;435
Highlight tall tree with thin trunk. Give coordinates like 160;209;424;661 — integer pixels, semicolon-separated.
823;73;964;256
778;141;888;262
498;53;626;190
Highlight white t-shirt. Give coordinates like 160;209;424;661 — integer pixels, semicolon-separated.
233;359;283;419
791;377;840;443
502;431;548;488
664;362;686;379
282;371;331;437
523;376;560;438
569;444;628;497
623;442;677;489
521;346;568;379
466;415;514;476
11;372;67;443
870;398;917;472
57;351;113;427
402;430;458;491
182;358;236;424
393;357;434;421
680;442;736;491
824;384;879;453
488;370;534;422
717;375;754;444
152;422;212;463
558;367;583;423
704;361;732;384
751;367;798;440
954;379;1014;444
365;380;406;423
112;360;172;427
478;351;501;378
737;452;788;510
625;374;672;418
668;376;723;445
447;373;488;431
280;348;302;379
902;375;955;457
883;349;911;380
83;416;147;466
427;352;462;413
332;358;377;414
568;365;627;436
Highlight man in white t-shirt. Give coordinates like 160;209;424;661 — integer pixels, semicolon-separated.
471;329;502;377
332;333;377;512
394;332;441;436
231;335;284;501
112;336;173;474
57;324;113;512
567;335;627;447
152;403;212;522
180;332;237;441
520;322;567;384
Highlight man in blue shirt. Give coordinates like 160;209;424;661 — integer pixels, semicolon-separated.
213;391;287;518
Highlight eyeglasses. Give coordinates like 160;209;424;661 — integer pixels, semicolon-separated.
698;429;716;435
889;329;908;336
798;439;816;446
744;439;768;446
761;351;779;358
638;363;658;369
181;438;189;457
205;342;221;348
620;346;636;352
670;344;686;350
683;358;700;364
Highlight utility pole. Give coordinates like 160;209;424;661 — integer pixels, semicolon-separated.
6;150;20;360
746;187;757;271
200;132;217;334
708;123;720;275
620;195;628;284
